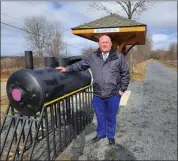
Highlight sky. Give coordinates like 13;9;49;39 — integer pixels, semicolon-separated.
1;1;177;56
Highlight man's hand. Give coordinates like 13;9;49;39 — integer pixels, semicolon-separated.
56;66;66;72
119;90;124;96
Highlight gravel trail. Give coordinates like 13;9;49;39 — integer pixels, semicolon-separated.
56;60;177;160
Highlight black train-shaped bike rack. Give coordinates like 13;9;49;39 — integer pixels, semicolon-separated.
0;51;94;160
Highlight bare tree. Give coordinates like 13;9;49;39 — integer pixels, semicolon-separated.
89;1;113;14
130;34;153;67
168;42;177;61
23;16;64;57
82;46;97;57
116;1;153;19
89;1;154;75
135;34;152;60
46;23;65;57
89;1;154;19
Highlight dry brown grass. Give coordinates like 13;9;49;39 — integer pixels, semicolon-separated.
0;67;22;82
0;96;9;120
131;60;148;82
1;56;45;82
153;59;177;70
1;68;13;81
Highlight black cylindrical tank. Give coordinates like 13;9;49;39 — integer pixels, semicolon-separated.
6;68;91;116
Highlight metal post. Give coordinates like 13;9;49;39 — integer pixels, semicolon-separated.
44;57;57;68
25;51;34;69
56;58;69;67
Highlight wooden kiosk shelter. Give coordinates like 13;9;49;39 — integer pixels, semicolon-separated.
71;14;147;55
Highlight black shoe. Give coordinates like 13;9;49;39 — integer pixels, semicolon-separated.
91;136;105;143
108;138;115;145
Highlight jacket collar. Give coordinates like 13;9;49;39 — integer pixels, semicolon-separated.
95;47;118;63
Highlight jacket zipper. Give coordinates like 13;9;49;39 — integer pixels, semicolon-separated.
101;63;104;97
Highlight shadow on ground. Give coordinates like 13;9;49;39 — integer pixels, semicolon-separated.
104;144;137;160
56;118;137;160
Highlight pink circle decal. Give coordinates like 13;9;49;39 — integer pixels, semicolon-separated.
12;89;22;101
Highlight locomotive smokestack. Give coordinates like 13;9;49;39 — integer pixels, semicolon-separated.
44;57;57;68
25;51;34;69
56;58;69;67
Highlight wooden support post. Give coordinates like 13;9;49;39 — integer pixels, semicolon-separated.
119;43;133;77
112;41;118;51
119;45;126;54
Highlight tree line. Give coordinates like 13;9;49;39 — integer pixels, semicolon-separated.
2;1;177;72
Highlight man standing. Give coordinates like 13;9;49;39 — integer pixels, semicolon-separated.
56;35;130;145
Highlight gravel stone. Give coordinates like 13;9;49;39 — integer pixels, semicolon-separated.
56;61;177;160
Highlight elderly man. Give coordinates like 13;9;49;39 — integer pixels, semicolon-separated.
56;35;130;145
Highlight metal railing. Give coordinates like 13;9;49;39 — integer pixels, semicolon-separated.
0;85;94;161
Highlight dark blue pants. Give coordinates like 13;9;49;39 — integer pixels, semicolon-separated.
92;94;121;139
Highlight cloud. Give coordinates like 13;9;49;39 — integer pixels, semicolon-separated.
1;23;28;55
152;34;169;43
63;34;98;56
152;33;177;50
65;1;177;33
1;1;177;56
138;1;177;33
